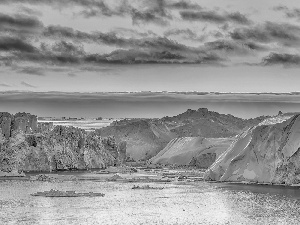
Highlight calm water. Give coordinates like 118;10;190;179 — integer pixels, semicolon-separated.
1;178;300;225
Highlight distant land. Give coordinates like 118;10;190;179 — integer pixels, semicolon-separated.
1;91;300;119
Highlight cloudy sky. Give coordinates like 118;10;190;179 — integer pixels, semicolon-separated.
1;0;300;92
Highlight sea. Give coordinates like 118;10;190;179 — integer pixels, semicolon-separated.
1;174;300;225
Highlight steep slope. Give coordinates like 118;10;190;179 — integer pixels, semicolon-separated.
149;137;233;168
204;114;300;185
98;108;266;161
97;119;177;161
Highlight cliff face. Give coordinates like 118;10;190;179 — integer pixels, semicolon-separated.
0;113;125;172
149;137;233;168
204;115;300;185
0;112;38;138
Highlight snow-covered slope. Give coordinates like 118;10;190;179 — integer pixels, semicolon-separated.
204;114;300;185
149;137;233;168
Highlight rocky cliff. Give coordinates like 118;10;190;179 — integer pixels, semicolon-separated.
0;112;126;173
149;137;233;168
204;114;300;185
0;112;37;138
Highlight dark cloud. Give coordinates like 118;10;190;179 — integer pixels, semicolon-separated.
230;22;300;47
6;39;223;66
17;67;45;76
83;49;224;65
21;81;37;88
274;5;300;20
131;9;170;26
262;52;300;66
164;28;206;41
51;41;85;55
43;26;191;52
0;13;43;34
180;10;252;25
203;40;267;56
0;37;37;52
167;0;202;10
227;12;251;25
113;28;157;38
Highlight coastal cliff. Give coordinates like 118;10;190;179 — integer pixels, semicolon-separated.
204;115;300;185
0;113;125;173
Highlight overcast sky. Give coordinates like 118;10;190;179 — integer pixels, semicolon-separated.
1;0;300;92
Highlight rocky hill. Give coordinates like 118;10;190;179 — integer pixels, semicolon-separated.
0;112;125;173
149;137;233;168
97;119;176;161
98;108;267;161
204;114;300;185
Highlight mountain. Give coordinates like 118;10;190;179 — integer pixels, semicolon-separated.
96;119;176;161
0;112;125;173
204;114;300;185
149;137;233;168
98;108;267;161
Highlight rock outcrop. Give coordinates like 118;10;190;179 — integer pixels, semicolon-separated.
149;137;233;168
0;112;13;138
0;121;125;172
0;112;38;138
204;114;300;185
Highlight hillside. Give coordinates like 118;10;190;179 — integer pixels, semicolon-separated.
204;114;300;185
97;119;176;161
98;108;267;161
149;137;234;168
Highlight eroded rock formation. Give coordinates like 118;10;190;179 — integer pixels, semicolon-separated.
0;113;126;173
0;112;38;138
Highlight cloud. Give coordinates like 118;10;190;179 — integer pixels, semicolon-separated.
204;40;267;55
0;37;37;52
0;13;43;34
274;5;300;20
230;22;300;47
167;0;202;10
261;52;300;66
83;49;224;65
43;26;193;51
131;9;170;26
164;28;206;41
17;67;45;76
18;6;43;16
180;10;252;25
21;81;37;88
67;72;76;77
0;83;11;87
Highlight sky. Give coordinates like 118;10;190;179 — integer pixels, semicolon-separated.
1;0;300;92
1;92;300;118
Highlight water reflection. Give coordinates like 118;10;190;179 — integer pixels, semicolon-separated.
1;180;300;225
